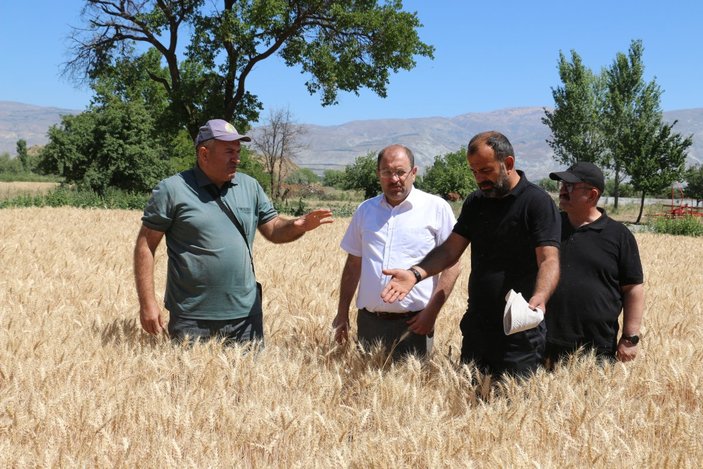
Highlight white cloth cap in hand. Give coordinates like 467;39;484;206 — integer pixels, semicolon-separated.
503;289;544;335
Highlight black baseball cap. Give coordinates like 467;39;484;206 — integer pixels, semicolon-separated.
549;162;604;192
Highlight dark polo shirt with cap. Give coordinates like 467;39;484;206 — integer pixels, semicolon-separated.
546;209;643;355
142;165;277;321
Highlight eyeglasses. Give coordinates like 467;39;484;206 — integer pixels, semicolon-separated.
379;169;412;180
561;182;594;193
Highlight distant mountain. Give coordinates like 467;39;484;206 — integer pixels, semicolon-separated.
2;101;701;181
284;107;703;180
0;101;78;155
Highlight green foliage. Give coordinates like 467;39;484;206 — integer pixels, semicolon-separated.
16;139;29;171
419;148;476;198
537;177;559;193
603;40;692;221
68;1;434;137
684;164;703;203
165;129;199;173
0;185;149;210
542;50;606;166
322;169;346;188
286;168;320;185
624;119;691;198
545;39;691;218
650;216;703;237
343;152;380;199
0;148;49;179
274;198;309;217
0;152;25;175
238;147;271;191
605;179;635;197
37;100;171;195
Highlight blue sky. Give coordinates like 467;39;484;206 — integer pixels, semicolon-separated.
1;1;701;126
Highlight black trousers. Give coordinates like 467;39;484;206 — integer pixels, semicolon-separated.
460;315;546;377
357;308;428;359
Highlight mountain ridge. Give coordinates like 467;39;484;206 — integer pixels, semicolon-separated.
2;100;701;181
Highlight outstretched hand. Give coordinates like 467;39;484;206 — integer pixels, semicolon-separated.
295;209;334;232
380;268;416;303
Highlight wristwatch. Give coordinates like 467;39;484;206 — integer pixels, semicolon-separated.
408;267;423;284
621;334;640;345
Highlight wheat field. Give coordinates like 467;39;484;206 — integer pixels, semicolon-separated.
1;206;701;467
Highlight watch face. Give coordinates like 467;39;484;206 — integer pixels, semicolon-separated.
624;335;640;345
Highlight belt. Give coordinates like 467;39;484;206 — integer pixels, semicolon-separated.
360;308;421;320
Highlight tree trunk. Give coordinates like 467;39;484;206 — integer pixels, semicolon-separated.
613;163;621;210
635;190;645;225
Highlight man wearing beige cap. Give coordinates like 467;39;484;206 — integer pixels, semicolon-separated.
546;162;644;363
134;119;333;345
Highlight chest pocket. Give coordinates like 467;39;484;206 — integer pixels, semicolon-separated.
392;225;436;253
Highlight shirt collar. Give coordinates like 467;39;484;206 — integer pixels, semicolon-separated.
507;170;529;197
582;207;609;231
380;185;417;209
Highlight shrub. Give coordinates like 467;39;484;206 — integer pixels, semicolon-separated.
650;216;703;237
0;186;149;210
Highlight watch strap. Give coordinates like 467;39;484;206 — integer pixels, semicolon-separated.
408;267;422;284
622;334;640;345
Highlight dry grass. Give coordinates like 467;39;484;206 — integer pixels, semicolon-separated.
0;181;59;200
1;207;701;467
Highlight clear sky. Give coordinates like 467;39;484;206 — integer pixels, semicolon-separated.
1;1;701;126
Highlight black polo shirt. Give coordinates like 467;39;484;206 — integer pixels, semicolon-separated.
453;171;561;331
546;209;643;354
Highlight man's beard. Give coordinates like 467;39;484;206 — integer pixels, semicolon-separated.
479;165;511;198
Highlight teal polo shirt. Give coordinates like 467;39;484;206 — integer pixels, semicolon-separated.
142;166;277;320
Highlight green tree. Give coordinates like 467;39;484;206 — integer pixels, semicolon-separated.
39;101;170;195
66;0;434;137
542;50;606;166
286;168;320;185
322;169;346;188
604;179;634;198
601;39;673;210
684;164;703;205
16;139;29;172
238;146;271;190
419;148;476;198
545;39;691;214
603;40;692;216
343;152;380;199
537;177;558;193
90;49;195;168
0;152;23;175
623;116;692;223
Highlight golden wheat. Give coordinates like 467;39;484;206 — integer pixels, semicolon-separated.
0;207;701;467
0;181;58;200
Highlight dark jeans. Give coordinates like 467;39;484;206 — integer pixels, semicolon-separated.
168;311;264;346
357;308;428;359
460;315;546;377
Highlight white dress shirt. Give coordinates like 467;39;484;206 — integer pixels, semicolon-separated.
340;187;457;313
